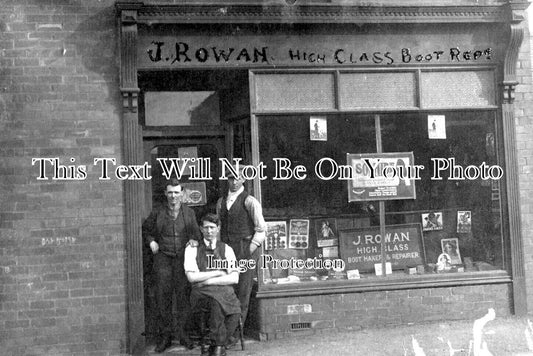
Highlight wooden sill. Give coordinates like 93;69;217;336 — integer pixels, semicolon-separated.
256;270;511;299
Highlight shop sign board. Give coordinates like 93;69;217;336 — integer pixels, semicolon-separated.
339;223;424;272
137;31;499;69
347;152;416;202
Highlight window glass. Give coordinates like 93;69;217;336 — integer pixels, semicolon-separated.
254;73;336;111
144;91;220;126
381;112;503;271
256;111;504;286
339;72;416;109
420;71;495;108
259;114;376;217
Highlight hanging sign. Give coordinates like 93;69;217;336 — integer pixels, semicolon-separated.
347;152;417;202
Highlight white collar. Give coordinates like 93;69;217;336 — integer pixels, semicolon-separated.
204;238;216;248
227;186;244;199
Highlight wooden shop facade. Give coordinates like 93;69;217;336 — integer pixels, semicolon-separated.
115;1;529;353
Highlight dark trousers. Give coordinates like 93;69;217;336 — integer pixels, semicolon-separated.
153;252;190;339
229;240;259;329
193;296;240;346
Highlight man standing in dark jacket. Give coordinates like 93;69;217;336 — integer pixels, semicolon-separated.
143;178;202;353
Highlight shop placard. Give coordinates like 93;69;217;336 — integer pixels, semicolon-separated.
181;182;207;206
347;152;417;202
339;223;424;272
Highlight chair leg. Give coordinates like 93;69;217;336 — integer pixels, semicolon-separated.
238;315;245;351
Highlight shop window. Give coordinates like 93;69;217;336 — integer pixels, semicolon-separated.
256;111;505;286
259;114;376;217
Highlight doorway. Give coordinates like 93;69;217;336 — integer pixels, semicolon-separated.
138;69;251;344
142;138;226;340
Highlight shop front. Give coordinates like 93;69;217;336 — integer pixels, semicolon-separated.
116;1;528;352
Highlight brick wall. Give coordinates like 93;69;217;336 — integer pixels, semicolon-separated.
255;284;512;340
0;2;126;355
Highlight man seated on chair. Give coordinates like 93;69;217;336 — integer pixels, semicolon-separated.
184;213;241;356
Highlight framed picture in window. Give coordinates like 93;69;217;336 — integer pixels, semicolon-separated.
265;221;287;251
421;211;443;231
441;238;462;265
289;219;309;249
310;116;327;141
457;211;472;233
315;218;338;247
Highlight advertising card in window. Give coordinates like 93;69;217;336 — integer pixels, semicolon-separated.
289;219;309;249
428;115;446;139
457;211;472;233
181;182;207;206
265;221;287;251
347;152;416;202
441;238;462;265
421;211;443;231
310;116;327;141
315;218;338;247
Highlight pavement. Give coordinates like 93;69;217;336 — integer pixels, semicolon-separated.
147;315;533;355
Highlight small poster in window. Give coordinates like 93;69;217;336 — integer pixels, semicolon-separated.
457;211;472;233
177;146;198;176
322;246;339;258
428;115;446;139
289;219;309;249
441;238;462;265
265;221;287;251
421;211;443;231
310;116;327;141
347;152;416;201
315;218;338;247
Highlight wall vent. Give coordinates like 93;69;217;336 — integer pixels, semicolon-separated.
290;322;311;331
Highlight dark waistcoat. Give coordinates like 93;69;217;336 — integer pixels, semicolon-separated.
219;191;255;244
196;242;227;272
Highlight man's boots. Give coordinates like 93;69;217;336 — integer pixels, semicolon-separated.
209;345;226;356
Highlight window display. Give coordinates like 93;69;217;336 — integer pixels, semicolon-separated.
256;111;505;286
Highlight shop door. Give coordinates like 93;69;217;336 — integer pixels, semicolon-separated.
141;137;225;340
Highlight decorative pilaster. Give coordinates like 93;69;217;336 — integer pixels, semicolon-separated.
117;2;145;354
501;0;528;315
120;8;140;113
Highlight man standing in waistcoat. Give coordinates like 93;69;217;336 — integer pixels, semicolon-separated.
142;178;202;353
184;213;240;356
216;166;266;347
